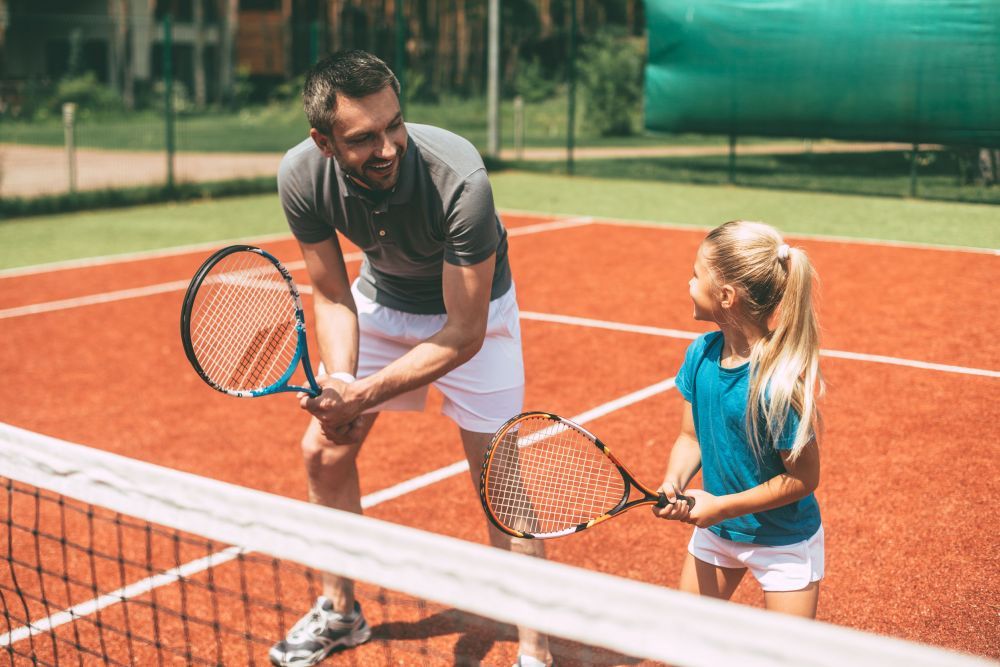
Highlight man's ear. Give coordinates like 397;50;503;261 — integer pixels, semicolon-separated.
310;128;336;158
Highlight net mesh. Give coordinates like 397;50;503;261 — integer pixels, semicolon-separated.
485;416;627;537
0;423;987;667
188;251;300;393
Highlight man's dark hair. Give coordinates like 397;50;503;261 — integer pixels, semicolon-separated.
303;50;400;136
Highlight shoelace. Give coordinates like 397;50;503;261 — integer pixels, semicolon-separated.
287;608;330;641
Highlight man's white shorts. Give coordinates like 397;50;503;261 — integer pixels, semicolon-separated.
349;280;524;434
688;525;825;592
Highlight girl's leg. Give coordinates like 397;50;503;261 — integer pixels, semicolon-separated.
763;582;820;618
678;552;746;600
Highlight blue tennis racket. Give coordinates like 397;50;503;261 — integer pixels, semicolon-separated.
180;245;320;398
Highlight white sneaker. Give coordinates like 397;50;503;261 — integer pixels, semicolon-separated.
269;597;372;666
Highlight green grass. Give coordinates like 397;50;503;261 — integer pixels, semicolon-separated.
1;173;996;271
508;151;1000;206
490;172;1000;249
2;94;742;153
0;194;286;269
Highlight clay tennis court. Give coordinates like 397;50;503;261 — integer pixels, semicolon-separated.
1;212;997;665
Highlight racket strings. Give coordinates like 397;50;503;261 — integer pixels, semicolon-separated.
486;418;626;535
189;253;299;391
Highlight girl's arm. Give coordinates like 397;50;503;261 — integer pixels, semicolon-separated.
685;440;820;528
652;401;701;520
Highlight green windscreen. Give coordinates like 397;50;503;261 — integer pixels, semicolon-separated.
644;1;1000;147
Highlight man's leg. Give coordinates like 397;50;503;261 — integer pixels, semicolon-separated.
269;413;380;667
301;413;379;613
460;428;552;666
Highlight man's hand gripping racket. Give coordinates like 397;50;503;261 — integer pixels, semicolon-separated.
479;412;695;539
180;245;321;398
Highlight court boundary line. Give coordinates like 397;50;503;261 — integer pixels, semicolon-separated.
498;209;999;255
0;214;593;279
3;205;994;280
518;312;1000;378
2;275;995;376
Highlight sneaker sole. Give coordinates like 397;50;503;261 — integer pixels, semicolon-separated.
268;623;372;667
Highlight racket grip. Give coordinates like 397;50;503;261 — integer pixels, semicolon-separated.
656;491;696;508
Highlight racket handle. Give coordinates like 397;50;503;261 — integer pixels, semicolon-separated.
656;491;696;508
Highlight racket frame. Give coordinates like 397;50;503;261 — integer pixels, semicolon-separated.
480;411;673;539
180;244;321;398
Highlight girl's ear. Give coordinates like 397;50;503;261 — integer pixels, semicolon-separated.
719;283;738;310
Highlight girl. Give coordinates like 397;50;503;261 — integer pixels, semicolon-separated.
654;220;824;618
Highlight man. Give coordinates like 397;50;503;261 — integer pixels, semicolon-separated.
268;50;551;667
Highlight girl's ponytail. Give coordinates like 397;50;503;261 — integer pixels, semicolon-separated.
748;245;823;461
703;221;823;461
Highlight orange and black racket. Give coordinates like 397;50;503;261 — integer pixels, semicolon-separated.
480;411;695;539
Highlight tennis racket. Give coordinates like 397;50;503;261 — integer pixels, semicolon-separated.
480;411;695;539
180;245;321;398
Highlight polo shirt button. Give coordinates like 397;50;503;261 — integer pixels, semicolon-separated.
378;229;386;237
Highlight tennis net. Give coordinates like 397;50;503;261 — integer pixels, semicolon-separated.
0;422;989;667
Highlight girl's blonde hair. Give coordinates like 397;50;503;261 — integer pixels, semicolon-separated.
702;220;823;460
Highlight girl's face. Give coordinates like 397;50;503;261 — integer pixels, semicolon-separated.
689;245;722;322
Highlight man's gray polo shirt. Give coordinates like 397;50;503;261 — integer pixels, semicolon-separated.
278;123;512;315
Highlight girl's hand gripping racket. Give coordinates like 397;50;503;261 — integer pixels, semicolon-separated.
180;245;321;398
480;412;695;539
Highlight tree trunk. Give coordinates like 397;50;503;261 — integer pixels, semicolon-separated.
218;0;238;103
538;0;552;37
328;0;343;52
455;0;467;90
193;0;207;108
282;0;293;79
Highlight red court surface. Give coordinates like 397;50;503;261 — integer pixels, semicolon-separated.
1;212;997;665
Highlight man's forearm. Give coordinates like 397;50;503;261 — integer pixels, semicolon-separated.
350;321;483;411
314;300;360;374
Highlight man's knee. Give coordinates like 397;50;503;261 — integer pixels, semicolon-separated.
301;423;359;472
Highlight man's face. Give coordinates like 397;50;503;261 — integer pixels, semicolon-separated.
311;85;408;191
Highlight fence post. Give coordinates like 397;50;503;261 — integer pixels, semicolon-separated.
395;0;406;115
728;134;737;184
486;0;500;159
163;14;176;192
566;0;577;175
514;96;524;161
62;103;78;195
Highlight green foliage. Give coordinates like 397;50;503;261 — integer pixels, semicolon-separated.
514;58;559;103
578;29;644;137
47;73;123;116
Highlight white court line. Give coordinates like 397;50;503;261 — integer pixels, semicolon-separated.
1;281;995;378
519;311;1000;378
0;547;244;645
0;213;594;279
1;375;674;646
0;217;595;320
0;256;343;320
361;377;677;508
0;232;296;278
517;210;999;256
